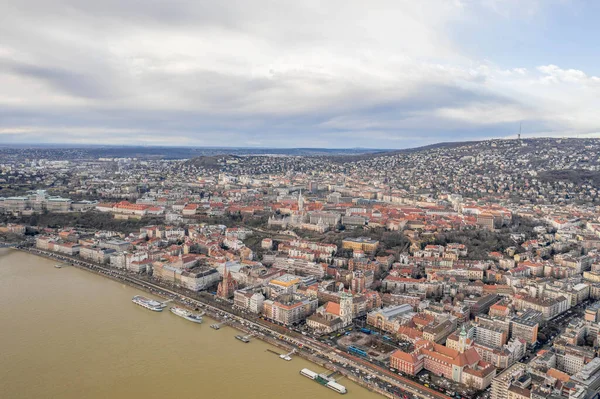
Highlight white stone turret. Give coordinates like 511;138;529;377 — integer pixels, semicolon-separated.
458;324;467;353
340;292;353;327
298;190;304;212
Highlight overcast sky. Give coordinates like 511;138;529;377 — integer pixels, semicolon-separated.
1;0;599;148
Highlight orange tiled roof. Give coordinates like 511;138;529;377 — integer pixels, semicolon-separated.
325;302;340;316
390;349;421;364
419;341;481;367
547;368;570;383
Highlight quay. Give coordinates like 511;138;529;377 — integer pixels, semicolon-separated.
266;348;294;361
0;242;21;249
17;247;450;399
280;349;295;361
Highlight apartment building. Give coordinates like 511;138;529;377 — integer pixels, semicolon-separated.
465;294;499;316
491;362;528;399
513;295;569;321
262;294;318;326
79;246;115;264
423;319;456;344
510;314;539;345
474;324;508;348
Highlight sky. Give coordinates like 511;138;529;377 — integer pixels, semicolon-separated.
1;0;599;148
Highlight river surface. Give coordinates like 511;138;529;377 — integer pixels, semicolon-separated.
0;249;380;399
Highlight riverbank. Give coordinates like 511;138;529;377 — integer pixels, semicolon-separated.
2;249;386;399
15;247;401;399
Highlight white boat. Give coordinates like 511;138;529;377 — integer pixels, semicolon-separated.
235;335;250;343
300;368;317;380
54;264;62;269
300;368;347;394
132;296;165;312
326;381;347;394
170;307;203;323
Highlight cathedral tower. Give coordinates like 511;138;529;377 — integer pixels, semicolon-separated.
458;324;468;353
339;292;353;327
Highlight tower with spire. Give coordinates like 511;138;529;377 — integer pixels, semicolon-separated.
458;324;468;353
298;189;304;212
339;292;353;327
217;262;237;299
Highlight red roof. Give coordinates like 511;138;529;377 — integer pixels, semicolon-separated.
325;302;341;316
391;349;421;364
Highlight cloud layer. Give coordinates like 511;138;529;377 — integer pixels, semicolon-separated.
1;0;599;147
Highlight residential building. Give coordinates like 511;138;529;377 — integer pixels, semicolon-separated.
262;293;318;326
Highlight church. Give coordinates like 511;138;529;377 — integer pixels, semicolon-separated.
216;262;238;299
390;325;496;390
268;191;330;233
306;292;353;334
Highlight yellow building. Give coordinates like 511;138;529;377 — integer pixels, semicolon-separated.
584;271;600;283
269;274;301;288
267;274;302;297
342;237;379;252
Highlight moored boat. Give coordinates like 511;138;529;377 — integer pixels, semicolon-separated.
300;368;347;394
132;295;165;312
169;307;203;323
235;335;250;343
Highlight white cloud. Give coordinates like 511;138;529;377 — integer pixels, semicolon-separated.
435;104;533;125
537;64;600;85
0;0;598;147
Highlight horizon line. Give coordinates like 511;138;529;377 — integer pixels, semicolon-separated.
0;136;587;151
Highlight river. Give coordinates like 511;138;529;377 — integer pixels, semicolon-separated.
0;249;381;399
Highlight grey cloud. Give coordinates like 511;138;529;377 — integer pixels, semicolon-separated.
0;79;538;148
0;59;112;99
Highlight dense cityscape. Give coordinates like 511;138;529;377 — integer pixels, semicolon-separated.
3;138;600;399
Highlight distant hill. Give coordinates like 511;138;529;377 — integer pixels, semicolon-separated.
0;145;384;160
4;138;600;163
328;140;481;163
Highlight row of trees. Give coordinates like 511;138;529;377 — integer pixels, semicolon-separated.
0;211;164;235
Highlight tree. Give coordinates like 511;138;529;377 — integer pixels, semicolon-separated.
585;334;596;348
537;333;547;343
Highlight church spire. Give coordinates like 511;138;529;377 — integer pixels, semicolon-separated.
340;292;353;327
458;324;468;353
298;189;304;212
217;262;236;299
